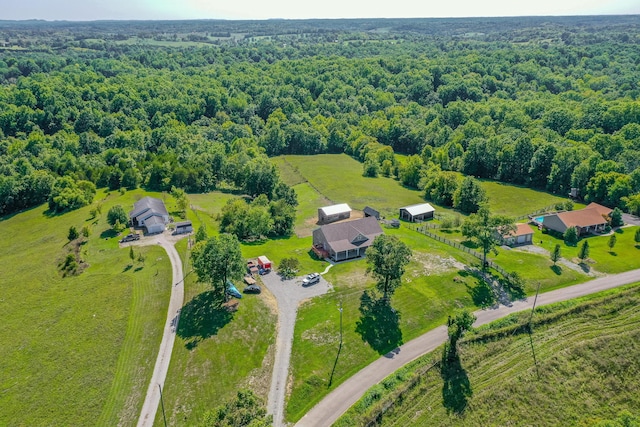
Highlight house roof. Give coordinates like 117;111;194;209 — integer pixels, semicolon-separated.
320;203;352;216
584;202;612;217
504;223;534;238
400;203;435;216
175;221;192;227
317;217;383;253
557;208;608;229
145;215;165;227
130;197;168;218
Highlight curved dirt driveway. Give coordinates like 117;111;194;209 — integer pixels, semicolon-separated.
296;268;640;427
133;233;186;427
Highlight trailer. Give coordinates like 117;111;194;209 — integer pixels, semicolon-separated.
257;256;272;274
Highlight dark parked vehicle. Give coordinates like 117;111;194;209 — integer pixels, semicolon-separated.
243;284;262;294
120;233;140;243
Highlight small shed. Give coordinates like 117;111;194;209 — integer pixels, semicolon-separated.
363;206;380;220
318;203;351;224
399;203;435;222
174;220;193;235
257;256;272;271
501;223;534;246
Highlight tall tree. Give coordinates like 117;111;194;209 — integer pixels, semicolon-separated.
578;240;590;262
366;234;412;300
551;244;561;265
107;205;128;228
191;234;245;299
608;234;617;251
461;206;516;270
453;176;487;214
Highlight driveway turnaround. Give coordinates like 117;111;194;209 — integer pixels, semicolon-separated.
296;268;640;427
136;233;185;427
259;272;332;427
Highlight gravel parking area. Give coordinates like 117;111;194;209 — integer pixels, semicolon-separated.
260;271;332;427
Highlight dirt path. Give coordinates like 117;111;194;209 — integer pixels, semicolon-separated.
259;271;333;427
132;233;186;427
296;268;640;427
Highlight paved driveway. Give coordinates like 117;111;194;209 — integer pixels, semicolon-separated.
622;213;640;226
259;271;332;427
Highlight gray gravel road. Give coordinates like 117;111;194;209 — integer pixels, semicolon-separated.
296;268;640;427
260;271;332;427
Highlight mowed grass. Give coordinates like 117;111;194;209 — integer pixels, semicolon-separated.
157;239;277;426
337;284;640;426
531;226;640;274
0;189;172;426
480;180;585;216
286;225;488;422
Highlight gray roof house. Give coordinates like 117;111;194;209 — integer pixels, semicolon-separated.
129;197;169;234
312;216;383;262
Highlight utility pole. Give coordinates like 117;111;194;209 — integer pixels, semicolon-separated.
528;281;541;328
338;300;343;346
158;384;167;427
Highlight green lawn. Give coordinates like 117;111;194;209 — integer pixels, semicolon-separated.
0;189;172;426
480;180;585;217
157;239;277;426
533;226;640;274
336;284;640;426
286;225;482;422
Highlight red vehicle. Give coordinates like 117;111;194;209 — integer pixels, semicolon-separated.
257;256;272;274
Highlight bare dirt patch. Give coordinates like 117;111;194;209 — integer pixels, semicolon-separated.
410;253;466;277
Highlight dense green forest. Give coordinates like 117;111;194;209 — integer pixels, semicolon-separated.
1;16;640;217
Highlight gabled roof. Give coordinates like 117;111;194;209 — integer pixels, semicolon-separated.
363;206;380;216
503;223;534;238
584;202;612;217
145;215;165;227
130;196;168;218
319;203;351;216
317;217;383;253
400;203;435;216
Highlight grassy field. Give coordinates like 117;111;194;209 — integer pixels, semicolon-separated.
275;154;579;219
157;239;277;426
532;226;640;274
336;284;640;426
0;189;172;426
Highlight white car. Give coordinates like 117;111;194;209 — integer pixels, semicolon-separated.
302;273;320;286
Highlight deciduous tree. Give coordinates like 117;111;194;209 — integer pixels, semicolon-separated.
191;234;245;299
461;206;515;270
366;234;412;300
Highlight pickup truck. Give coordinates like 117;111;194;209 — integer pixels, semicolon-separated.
120;233;140;243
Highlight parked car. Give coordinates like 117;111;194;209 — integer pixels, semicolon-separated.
243;284;262;294
120;233;140;243
302;273;320;286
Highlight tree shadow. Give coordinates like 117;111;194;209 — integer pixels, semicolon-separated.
177;290;235;349
100;228;118;239
355;290;403;355
609;251;618;256
465;279;496;308
441;346;473;415
550;264;562;275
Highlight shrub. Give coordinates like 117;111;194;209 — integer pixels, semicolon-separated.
107;205;128;228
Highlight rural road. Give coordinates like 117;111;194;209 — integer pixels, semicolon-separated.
296;268;640;427
134;233;186;427
259;271;333;427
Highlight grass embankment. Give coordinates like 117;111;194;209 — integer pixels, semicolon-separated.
158;198;278;426
0;189;171;426
336;284;640;426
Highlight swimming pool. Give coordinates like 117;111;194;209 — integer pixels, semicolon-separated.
535;216;545;223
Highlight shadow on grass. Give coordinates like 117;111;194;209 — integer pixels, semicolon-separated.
177;290;235;350
100;228;119;239
578;262;591;273
441;346;473;415
609;251;618;256
355;290;403;355
550;264;562;275
466;279;496;308
122;264;133;272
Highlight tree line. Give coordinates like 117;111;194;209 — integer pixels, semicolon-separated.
1;17;639;217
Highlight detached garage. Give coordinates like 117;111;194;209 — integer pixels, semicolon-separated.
399;203;435;222
318;203;352;224
145;216;166;234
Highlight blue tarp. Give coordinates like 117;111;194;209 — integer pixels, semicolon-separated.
226;280;242;299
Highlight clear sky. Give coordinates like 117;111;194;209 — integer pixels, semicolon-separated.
4;0;640;21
